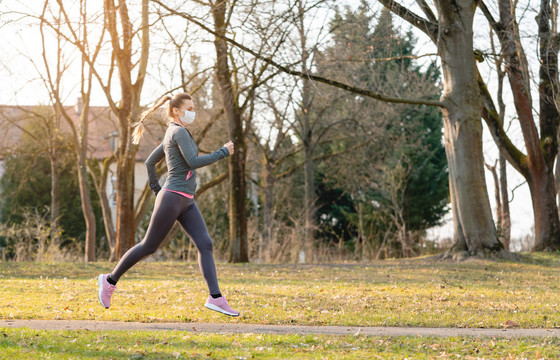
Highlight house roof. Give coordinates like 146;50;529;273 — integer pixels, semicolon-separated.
0;104;166;161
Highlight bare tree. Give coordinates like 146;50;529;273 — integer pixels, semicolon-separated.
102;0;151;257
38;0;104;261
39;0;151;259
379;0;508;259
153;0;291;262
479;0;560;250
485;26;511;249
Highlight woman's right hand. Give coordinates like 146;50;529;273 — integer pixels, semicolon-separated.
224;141;234;155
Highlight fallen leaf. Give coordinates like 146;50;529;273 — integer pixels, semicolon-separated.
503;320;519;329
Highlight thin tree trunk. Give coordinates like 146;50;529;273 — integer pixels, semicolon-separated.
78;153;96;261
556;158;560;215
88;157;117;260
302;139;315;262
499;154;511;249
493;37;511;250
49;152;60;235
298;0;315;263
484;161;502;233
261;156;274;263
357;201;364;261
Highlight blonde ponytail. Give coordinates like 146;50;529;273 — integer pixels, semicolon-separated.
132;95;172;145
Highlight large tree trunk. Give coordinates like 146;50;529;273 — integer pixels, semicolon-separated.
437;0;506;259
105;0;149;258
377;0;505;259
529;169;560;250
114;104;136;257
534;0;560;250
212;0;248;263
114;139;136;257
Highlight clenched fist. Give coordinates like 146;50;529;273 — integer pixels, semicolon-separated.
224;141;234;155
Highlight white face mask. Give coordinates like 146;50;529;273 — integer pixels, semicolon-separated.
179;109;196;124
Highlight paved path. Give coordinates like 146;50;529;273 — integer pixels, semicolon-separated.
2;320;560;338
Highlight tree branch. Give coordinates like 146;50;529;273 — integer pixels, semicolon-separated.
153;0;445;108
377;0;439;41
195;172;229;196
479;1;502;34
276;141;369;180
415;0;437;23
478;70;528;177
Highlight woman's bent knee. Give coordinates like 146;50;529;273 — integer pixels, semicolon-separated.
197;236;214;254
139;241;159;256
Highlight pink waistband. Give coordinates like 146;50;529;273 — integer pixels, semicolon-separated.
164;189;194;199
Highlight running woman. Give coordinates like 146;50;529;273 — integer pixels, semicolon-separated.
97;93;239;316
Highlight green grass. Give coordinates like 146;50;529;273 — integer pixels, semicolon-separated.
2;253;560;328
1;328;560;359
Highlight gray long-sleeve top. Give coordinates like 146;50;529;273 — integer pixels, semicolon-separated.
145;122;230;196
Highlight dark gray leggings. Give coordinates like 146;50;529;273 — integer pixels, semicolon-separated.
110;190;220;295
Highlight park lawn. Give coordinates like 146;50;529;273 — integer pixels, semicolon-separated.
1;253;560;328
1;328;560;359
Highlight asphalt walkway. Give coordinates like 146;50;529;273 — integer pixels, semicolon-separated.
2;320;560;338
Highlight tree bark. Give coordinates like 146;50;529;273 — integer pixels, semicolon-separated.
297;0;315;263
211;0;248;263
49;149;60;236
104;0;150;258
88;156;117;260
485;161;502;234
499;154;511;249
261;154;274;263
481;0;560;250
535;0;560;250
78;154;96;261
436;0;506;259
78;96;96;262
302;134;315;262
357;201;364;261
377;0;507;259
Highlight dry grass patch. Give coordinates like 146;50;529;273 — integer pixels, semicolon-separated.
1;328;560;359
1;253;560;328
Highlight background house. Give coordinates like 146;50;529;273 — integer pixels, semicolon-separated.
0;101;166;229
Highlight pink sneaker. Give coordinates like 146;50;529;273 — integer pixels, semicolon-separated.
98;274;116;309
204;296;240;316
